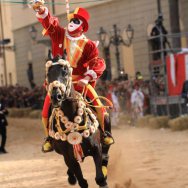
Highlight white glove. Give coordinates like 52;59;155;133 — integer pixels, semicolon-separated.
29;0;45;12
79;79;89;85
78;76;91;86
29;0;45;5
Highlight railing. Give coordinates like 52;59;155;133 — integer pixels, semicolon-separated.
148;31;188;117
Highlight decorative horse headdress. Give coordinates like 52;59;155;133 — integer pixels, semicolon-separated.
45;56;73;98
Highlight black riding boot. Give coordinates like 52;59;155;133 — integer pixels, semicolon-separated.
103;114;114;145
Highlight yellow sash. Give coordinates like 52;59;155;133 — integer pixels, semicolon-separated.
64;36;88;68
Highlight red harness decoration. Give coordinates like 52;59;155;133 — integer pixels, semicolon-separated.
73;144;84;162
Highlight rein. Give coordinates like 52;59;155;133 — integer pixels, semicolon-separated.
72;81;113;109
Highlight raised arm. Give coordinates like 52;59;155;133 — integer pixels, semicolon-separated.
30;0;64;42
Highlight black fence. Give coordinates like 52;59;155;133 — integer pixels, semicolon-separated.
148;31;188;117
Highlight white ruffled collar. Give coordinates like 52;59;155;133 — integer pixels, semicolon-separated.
65;30;86;41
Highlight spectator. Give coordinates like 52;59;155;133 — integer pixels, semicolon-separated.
0;75;151;121
134;71;144;88
181;80;188;114
106;85;120;126
0;85;44;109
0;96;8;154
131;83;145;117
142;80;150;114
150;14;170;60
27;63;36;89
135;71;143;80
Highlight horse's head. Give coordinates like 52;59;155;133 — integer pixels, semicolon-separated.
45;57;73;108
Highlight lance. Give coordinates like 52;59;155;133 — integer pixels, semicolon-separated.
65;0;70;21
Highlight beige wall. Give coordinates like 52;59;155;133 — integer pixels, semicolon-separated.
123;45;135;79
0;3;17;86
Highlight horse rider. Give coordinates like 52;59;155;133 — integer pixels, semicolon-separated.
30;0;114;152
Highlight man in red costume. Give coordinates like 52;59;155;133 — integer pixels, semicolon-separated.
31;0;114;152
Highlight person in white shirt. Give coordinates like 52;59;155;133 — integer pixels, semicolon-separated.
110;86;120;126
131;83;145;117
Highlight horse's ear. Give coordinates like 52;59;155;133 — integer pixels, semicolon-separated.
52;55;62;63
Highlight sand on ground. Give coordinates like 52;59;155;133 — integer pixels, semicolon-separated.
1;118;188;188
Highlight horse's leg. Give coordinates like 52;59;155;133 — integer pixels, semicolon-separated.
93;146;108;188
64;157;88;188
101;114;112;177
102;144;110;171
104;113;112;134
67;168;77;185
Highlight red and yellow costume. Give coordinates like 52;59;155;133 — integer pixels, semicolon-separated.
36;7;106;132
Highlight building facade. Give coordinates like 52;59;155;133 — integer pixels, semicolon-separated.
10;0;188;87
0;3;17;86
179;0;188;47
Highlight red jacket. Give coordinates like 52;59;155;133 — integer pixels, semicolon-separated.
36;8;106;85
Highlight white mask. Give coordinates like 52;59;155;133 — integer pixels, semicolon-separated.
68;18;83;32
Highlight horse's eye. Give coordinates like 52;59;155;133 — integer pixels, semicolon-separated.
62;66;67;71
61;66;68;76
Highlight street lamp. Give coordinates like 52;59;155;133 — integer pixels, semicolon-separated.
98;27;107;46
157;0;162;15
126;24;134;43
29;25;37;41
97;24;134;78
29;25;51;46
97;27;112;80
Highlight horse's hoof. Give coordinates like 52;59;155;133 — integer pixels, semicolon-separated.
68;175;77;185
79;179;88;188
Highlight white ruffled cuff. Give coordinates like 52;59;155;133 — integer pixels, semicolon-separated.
36;7;48;19
84;70;97;81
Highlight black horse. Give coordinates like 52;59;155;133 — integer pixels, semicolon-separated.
45;57;111;188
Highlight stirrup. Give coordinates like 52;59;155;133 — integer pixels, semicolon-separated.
42;138;53;153
103;131;114;145
102;166;108;177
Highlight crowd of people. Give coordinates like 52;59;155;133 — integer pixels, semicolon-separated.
0;73;151;112
97;74;150;112
0;84;44;109
0;72;151;124
95;73;151;125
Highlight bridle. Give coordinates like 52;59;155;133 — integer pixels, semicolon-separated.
45;59;73;101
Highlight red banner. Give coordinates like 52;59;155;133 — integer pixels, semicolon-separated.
166;53;188;96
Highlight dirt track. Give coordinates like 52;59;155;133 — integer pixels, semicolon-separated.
1;118;188;188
